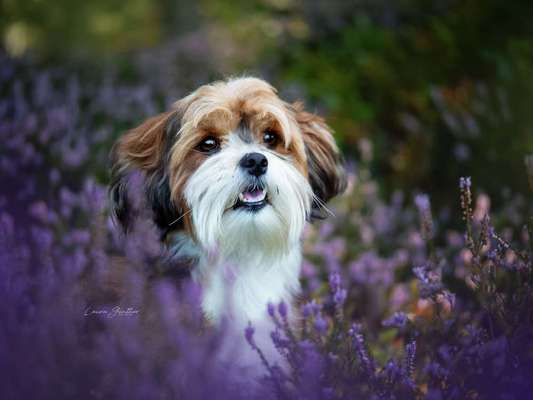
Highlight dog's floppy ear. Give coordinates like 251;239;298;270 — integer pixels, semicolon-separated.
293;102;347;215
109;111;181;232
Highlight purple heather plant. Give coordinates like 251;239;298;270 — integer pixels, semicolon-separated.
2;52;533;400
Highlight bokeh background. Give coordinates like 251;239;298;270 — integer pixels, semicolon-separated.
3;0;533;205
2;1;533;399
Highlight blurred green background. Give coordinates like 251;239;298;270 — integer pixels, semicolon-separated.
2;0;533;208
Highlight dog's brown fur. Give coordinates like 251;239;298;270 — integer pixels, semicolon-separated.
110;77;346;241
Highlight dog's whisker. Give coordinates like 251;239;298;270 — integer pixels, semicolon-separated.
167;209;193;226
312;193;335;217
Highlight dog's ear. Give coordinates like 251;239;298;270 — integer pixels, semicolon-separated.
109;111;181;232
293;102;347;215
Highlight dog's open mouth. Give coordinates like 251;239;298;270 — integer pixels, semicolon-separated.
233;186;268;212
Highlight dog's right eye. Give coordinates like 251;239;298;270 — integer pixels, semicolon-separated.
197;136;220;153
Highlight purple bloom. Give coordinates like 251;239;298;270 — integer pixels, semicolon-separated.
270;329;291;352
329;272;347;309
349;251;396;287
425;362;448;380
318;221;334;238
31;226;54;250
384;359;402;382
459;176;472;190
0;212;14;237
333;288;347;305
403;340;416;379
267;302;276;318
413;264;443;298
414;194;430;212
348;323;376;377
301;260;317;278
278;301;288;319
244;323;256;348
382;312;408;329
301;300;321;318
29;201;52;223
314;316;329;334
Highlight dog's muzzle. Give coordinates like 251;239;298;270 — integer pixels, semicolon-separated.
231;152;269;212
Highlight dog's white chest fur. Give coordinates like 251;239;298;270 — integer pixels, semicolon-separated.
194;247;302;326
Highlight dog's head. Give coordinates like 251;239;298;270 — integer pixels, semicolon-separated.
110;77;345;259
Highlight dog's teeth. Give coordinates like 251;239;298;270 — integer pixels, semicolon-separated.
239;188;266;203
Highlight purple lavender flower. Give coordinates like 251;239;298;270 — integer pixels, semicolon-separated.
349;251;396;287
329;271;341;292
244;323;256;347
277;301;288;319
382;312;409;329
403;340;416;379
348;323;376;378
384;359;402;383
333;288;347;305
29;201;53;224
267;302;276;318
329;272;347;309
2;48;533;400
301;300;321;318
314;316;329;334
459;176;472;190
270;329;291;354
412;264;443;298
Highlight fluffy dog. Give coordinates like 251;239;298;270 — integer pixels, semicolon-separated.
109;77;345;339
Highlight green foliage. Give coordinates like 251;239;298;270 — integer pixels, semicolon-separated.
0;0;163;58
267;0;533;203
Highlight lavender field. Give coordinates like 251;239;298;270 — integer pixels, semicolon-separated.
2;1;533;399
1;52;532;399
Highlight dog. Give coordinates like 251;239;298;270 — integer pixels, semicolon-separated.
109;77;345;347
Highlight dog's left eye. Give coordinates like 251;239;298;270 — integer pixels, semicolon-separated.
263;130;278;147
197;136;220;153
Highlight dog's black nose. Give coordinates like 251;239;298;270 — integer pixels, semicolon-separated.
239;152;268;176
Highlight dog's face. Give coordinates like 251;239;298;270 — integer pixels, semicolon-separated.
110;78;345;259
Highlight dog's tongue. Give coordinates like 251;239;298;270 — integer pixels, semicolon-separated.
241;188;266;202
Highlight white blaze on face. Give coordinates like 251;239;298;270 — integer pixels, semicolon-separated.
184;133;312;262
